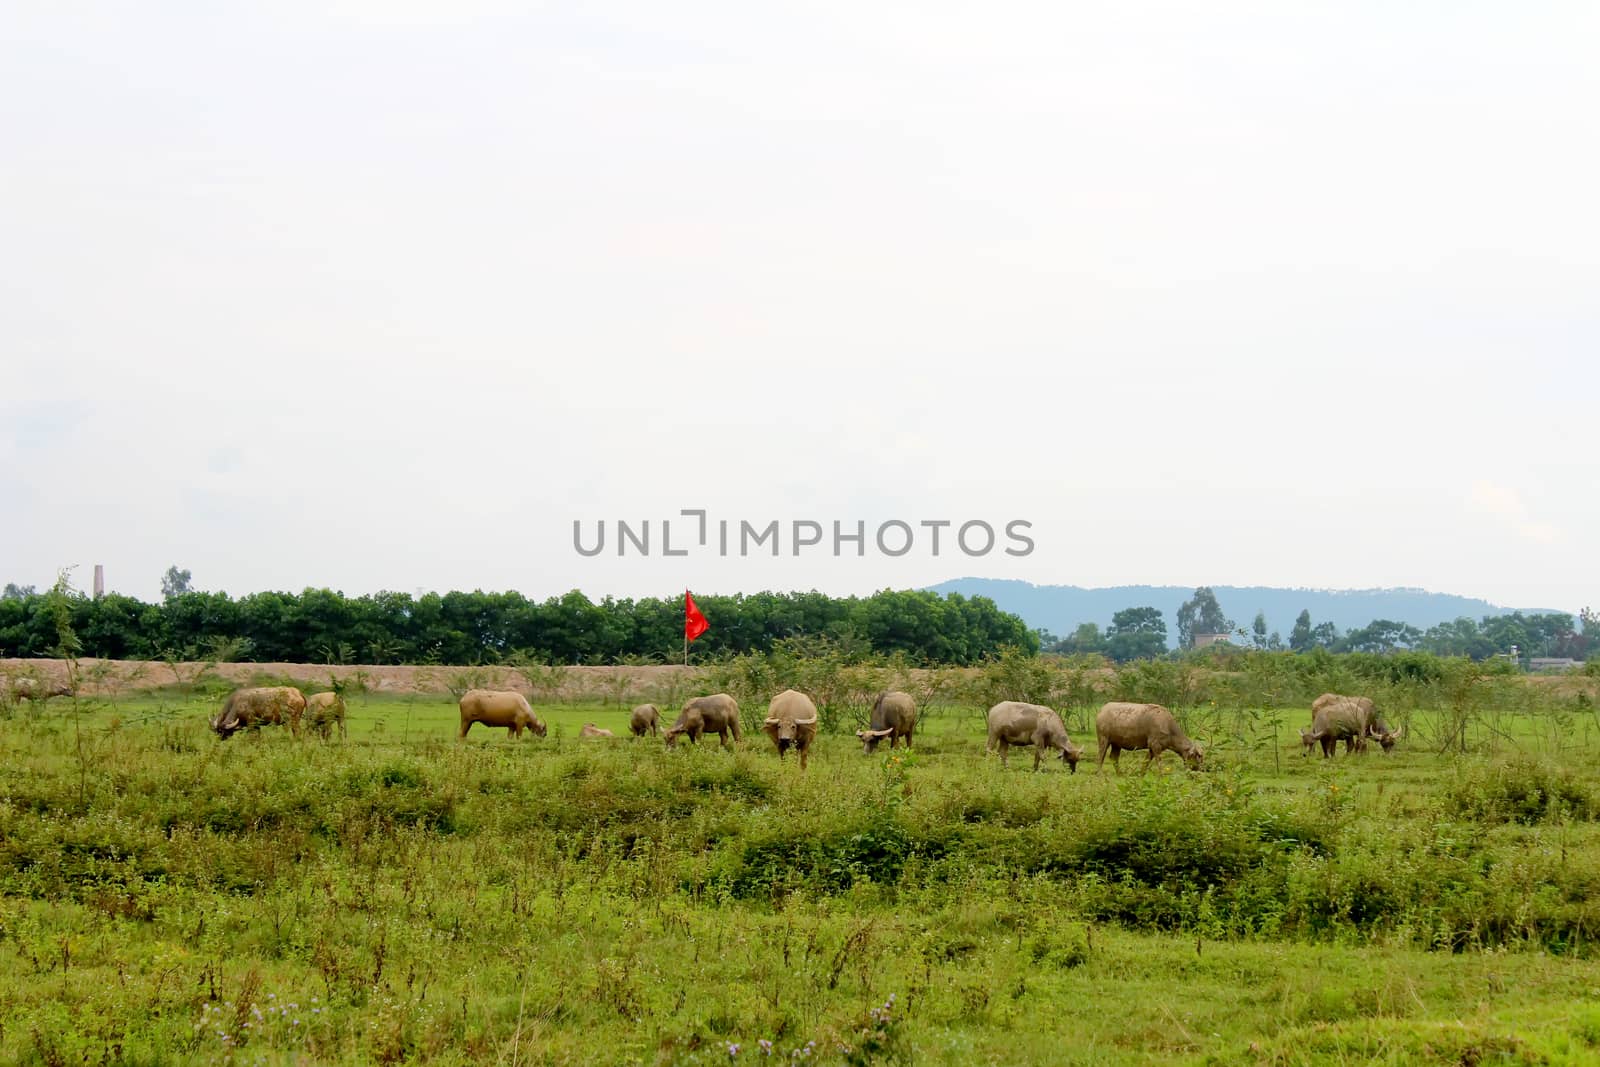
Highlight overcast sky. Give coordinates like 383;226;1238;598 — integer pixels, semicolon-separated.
3;3;1595;612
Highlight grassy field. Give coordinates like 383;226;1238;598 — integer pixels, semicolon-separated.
7;687;1600;1065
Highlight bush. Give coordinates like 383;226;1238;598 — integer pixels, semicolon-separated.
1443;760;1598;824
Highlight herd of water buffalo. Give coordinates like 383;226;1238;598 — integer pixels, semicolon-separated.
206;684;1404;771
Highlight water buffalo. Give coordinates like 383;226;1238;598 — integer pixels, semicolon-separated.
629;703;661;738
1095;702;1203;772
304;691;347;740
764;689;820;769
6;677;73;704
985;701;1083;771
663;694;742;749
1306;693;1401;757
458;689;547;739
580;722;615;739
1298;726;1358;755
212;686;308;739
858;691;916;754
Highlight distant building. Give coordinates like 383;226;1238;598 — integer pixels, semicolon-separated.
1193;633;1232;649
1529;657;1584;673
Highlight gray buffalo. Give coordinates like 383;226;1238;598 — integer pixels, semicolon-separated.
1095;702;1203;772
986;701;1083;771
629;703;661;738
664;694;742;749
858;691;916;753
1304;693;1401;757
764;689;820;769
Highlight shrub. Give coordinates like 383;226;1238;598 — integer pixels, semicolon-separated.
1443;760;1598;824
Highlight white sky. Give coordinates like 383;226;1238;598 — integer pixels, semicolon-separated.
2;3;1595;611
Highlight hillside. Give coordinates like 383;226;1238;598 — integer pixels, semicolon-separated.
925;578;1564;644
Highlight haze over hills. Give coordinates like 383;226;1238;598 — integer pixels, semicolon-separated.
924;579;1566;645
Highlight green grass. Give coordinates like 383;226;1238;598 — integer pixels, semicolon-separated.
6;692;1600;1064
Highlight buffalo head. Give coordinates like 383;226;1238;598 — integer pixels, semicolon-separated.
857;726;895;754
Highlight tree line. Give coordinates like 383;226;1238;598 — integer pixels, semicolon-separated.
1039;586;1597;665
0;582;1037;666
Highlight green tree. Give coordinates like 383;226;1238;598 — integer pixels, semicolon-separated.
1289;609;1313;653
1251;612;1269;650
1340;618;1422;654
1105;607;1168;663
2;582;37;600
1175;587;1233;650
160;566;192;599
1478;613;1533;661
1065;622;1107;656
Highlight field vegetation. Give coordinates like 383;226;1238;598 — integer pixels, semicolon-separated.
5;640;1600;1064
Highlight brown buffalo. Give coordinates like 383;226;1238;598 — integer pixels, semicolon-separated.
580;722;615;739
629;703;661;737
212;686;308;739
1095;702;1203;772
304;691;347;740
858;691;916;753
764;689;820;769
986;701;1083;771
663;694;741;749
458;689;547;739
1306;693;1401;757
6;677;73;704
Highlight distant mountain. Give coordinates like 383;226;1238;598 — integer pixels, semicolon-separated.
925;579;1565;646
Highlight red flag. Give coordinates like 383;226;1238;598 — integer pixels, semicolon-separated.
685;591;710;641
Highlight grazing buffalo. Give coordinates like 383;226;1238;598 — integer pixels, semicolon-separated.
458;689;547;739
985;701;1083;771
1095;702;1204;772
858;691;916;754
304;691;347;740
629;703;661;737
1297;727;1347;755
579;722;615;739
212;686;308;739
1306;693;1401;757
6;677;73;704
663;694;741;749
764;689;820;769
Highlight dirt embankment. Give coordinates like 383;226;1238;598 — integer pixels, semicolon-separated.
4;657;1588;704
0;658;708;700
